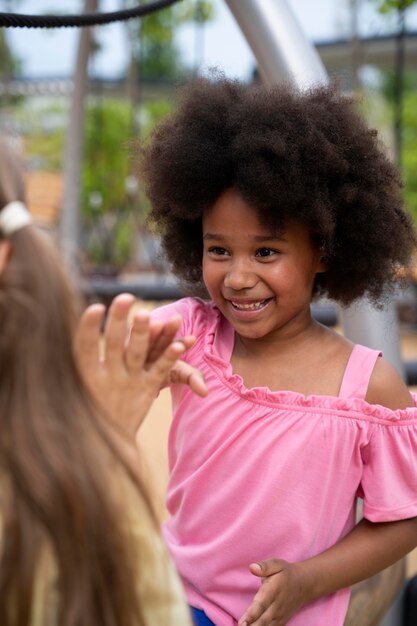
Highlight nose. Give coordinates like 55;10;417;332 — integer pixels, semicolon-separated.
223;260;257;291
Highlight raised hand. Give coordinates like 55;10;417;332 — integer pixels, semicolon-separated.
238;558;307;626
76;293;192;436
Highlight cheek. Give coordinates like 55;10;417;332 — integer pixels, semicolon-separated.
202;260;223;293
267;263;311;293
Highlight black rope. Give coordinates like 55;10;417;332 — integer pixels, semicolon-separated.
0;0;183;29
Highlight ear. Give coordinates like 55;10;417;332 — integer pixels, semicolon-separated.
0;239;12;273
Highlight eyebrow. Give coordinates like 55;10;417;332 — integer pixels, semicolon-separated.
203;233;287;242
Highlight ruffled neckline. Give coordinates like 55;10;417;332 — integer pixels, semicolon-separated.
201;304;417;423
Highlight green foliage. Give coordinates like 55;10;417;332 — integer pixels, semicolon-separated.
82;97;175;266
82;99;132;222
364;0;417;222
0;29;21;79
16;102;66;171
372;71;417;222
82;99;131;266
140;98;175;139
139;8;183;79
379;70;417;103
178;0;216;23
123;0;215;79
0;25;22;106
113;215;134;265
25;130;65;172
369;87;417;223
375;0;417;13
401;92;417;222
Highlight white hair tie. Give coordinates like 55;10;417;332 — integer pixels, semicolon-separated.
0;201;32;236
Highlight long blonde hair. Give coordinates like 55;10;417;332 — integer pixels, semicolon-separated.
0;138;148;626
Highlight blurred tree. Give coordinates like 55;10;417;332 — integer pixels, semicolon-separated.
365;0;417;225
23;103;66;171
0;1;23;109
0;30;20;81
402;89;417;221
81;98;132;270
103;0;216;273
83;100;131;222
373;0;416;10
368;0;417;168
123;0;214;82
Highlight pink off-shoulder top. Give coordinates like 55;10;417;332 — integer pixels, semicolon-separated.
152;297;417;626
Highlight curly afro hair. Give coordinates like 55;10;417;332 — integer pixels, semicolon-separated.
141;75;416;305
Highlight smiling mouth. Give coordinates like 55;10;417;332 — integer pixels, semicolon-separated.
230;299;270;311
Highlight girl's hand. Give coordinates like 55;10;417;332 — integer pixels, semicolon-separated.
238;558;308;626
166;360;208;397
76;293;192;435
145;315;208;397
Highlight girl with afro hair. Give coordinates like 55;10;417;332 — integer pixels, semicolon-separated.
140;75;417;626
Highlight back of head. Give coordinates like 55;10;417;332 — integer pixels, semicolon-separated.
143;75;417;305
0;136;25;207
0;137;147;626
0;137;78;406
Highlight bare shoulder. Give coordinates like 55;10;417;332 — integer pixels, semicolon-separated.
366;357;415;410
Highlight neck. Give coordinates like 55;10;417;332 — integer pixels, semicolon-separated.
234;314;322;360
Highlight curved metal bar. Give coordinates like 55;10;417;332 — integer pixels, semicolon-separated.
225;0;327;86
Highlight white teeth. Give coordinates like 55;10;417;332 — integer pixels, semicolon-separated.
231;300;266;311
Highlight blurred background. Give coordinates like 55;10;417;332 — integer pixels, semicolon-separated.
2;0;417;301
2;5;417;623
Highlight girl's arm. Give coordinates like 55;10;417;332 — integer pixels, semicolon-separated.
238;516;417;626
239;357;417;626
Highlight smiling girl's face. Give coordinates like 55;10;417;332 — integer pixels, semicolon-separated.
202;188;327;344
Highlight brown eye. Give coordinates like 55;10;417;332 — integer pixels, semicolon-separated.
256;248;277;257
208;247;228;256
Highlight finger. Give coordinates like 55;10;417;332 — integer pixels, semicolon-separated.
180;335;197;350
125;309;151;373
76;303;106;370
146;341;187;396
104;293;136;372
238;586;276;626
239;601;283;626
145;314;183;365
238;597;268;626
238;561;286;626
148;333;196;362
249;558;284;578
169;362;208;397
148;319;163;346
188;371;208;397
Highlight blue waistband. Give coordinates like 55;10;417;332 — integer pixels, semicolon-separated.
190;606;216;626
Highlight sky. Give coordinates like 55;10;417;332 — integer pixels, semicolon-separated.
5;0;417;81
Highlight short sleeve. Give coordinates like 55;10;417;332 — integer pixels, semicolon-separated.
360;420;417;522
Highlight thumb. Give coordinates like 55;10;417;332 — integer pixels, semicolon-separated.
249;558;285;578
